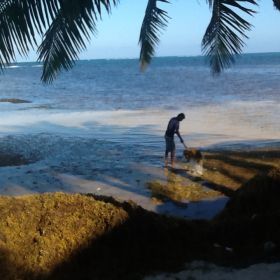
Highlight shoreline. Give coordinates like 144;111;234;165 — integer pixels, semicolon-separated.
0;132;278;220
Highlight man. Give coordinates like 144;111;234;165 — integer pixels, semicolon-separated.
164;113;186;167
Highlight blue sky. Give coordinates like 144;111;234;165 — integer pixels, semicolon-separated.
79;0;280;59
23;0;280;61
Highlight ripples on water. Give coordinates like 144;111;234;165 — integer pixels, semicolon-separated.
0;53;280;111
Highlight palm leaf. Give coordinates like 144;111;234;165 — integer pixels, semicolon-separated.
0;0;117;81
0;0;35;68
38;0;118;83
139;0;170;70
0;0;60;69
202;0;257;74
273;0;280;10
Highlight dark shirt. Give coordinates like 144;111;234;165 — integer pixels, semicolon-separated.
165;117;179;138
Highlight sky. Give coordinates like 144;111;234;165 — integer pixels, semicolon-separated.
20;0;280;61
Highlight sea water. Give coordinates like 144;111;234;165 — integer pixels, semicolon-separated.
0;53;279;151
1;53;280;109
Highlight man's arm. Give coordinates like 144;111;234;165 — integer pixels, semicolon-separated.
175;130;184;143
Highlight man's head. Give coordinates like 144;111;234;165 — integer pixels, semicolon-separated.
177;113;185;121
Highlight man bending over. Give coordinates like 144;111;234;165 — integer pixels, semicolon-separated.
164;113;186;167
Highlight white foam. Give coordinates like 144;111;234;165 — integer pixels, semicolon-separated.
6;65;20;69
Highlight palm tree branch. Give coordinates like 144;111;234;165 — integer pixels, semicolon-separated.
0;0;61;68
139;0;170;70
273;0;280;10
202;0;257;74
38;0;118;83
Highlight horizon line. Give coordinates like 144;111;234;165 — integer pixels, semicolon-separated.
13;51;280;65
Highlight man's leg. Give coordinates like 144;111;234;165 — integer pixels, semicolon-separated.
164;136;170;167
171;149;175;167
171;140;176;167
164;150;169;166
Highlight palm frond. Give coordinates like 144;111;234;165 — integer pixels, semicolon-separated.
0;0;61;70
38;0;118;83
202;0;257;74
0;0;117;81
273;0;280;10
139;0;170;70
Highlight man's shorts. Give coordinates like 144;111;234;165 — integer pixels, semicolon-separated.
165;136;175;153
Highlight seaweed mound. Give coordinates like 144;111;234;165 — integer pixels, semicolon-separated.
217;168;280;219
0;193;128;280
213;168;280;261
0;193;209;280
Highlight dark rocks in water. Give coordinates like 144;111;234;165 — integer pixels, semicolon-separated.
0;98;31;104
0;152;31;166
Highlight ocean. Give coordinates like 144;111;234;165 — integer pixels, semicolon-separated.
0;53;279;148
1;53;280;110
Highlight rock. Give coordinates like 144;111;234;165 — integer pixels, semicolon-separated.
0;98;31;104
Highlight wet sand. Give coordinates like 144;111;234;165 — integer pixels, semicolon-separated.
0;132;279;220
